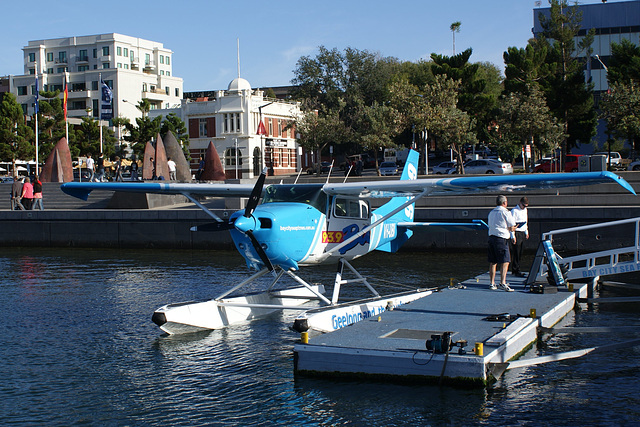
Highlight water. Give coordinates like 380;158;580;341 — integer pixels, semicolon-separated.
2;248;639;426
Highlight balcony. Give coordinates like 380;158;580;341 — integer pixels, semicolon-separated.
142;88;167;101
75;56;89;64
55;58;68;64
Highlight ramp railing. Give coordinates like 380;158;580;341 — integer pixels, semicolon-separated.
530;217;640;283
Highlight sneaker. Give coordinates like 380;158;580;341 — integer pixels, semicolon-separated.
489;283;498;290
499;283;514;292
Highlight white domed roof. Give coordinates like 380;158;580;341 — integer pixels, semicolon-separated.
228;77;251;92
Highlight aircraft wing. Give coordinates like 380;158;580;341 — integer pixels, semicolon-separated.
322;171;636;198
61;181;256;201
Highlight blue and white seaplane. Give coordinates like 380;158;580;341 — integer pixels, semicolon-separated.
61;150;635;335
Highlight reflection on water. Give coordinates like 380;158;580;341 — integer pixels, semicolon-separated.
1;248;639;425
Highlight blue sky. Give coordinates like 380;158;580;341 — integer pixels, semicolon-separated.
0;0;622;92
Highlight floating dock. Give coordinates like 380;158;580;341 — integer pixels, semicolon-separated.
293;273;589;386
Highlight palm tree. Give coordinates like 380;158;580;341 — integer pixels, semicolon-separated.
450;21;461;55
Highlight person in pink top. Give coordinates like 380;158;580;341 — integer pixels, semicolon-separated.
32;176;44;210
21;177;34;210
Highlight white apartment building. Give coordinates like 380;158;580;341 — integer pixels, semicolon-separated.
11;33;183;143
151;77;303;179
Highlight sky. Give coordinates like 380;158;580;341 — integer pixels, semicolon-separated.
0;0;625;92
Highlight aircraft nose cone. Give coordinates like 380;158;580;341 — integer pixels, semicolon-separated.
234;215;257;233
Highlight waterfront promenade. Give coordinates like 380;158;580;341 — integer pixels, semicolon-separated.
1;172;638;249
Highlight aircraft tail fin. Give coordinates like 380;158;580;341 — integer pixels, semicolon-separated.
371;149;420;252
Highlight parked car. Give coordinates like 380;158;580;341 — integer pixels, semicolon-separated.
432;161;457;174
379;161;398;176
534;154;582;173
594;151;621;166
463;159;513;174
628;159;640;171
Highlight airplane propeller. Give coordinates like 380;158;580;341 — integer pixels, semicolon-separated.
234;168;274;272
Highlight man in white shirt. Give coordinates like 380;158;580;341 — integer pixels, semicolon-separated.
488;195;516;291
86;153;95;182
510;197;529;277
167;157;177;181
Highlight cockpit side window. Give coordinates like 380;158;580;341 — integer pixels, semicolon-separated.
262;184;327;212
333;197;370;219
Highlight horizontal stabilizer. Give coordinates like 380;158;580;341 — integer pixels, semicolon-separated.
190;222;235;232
397;219;488;232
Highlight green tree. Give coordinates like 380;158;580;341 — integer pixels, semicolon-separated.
536;0;597;154
430;49;500;145
0;93;35;175
450;21;461;55
295;110;349;173
496;83;566;169
74;117;117;158
599;81;640;151
607;38;640;85
503;44;549;95
161;113;190;159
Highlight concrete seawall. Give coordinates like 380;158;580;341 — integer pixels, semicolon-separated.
1;173;639;250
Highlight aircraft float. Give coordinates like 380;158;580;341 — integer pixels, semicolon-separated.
61;150;636;335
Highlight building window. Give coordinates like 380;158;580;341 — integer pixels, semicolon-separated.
175;88;179;97
47;52;53;62
160;55;164;64
92;99;98;116
103;63;109;69
31;85;37;95
123;48;128;57
47;68;53;74
29;69;35;75
117;46;122;56
21;104;28;114
78;65;89;72
92;81;98;90
130;50;134;61
124;64;129;70
58;51;67;63
165;86;169;95
57;67;67;73
166;71;170;76
18;86;27;95
117;63;122;68
28;53;35;62
102;46;109;56
145;53;150;65
166;56;170;65
160;70;164;76
93;48;97;58
71;100;86;110
142;83;147;92
224;148;242;166
78;49;88;61
199;118;207;137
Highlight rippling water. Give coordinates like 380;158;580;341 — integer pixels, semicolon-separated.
2;248;639;426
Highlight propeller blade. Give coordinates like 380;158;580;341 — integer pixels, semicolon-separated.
244;168;267;218
190;222;235;232
246;230;274;272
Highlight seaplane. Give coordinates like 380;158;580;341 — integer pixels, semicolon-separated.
61;149;636;335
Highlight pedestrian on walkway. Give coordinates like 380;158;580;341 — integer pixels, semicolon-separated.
96;153;105;182
510;196;529;277
32;176;44;210
488;195;516;292
167;157;177;180
21;177;34;210
86;153;95;182
11;177;25;210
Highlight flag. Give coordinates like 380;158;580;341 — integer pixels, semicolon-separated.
63;75;68;120
100;79;113;120
257;120;267;135
34;74;39;114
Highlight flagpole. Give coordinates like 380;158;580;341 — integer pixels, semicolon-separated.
35;60;39;174
99;73;103;153
64;72;68;144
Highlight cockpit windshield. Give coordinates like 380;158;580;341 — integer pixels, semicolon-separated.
262;184;327;213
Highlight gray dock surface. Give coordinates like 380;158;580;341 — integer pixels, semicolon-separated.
294;273;584;386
